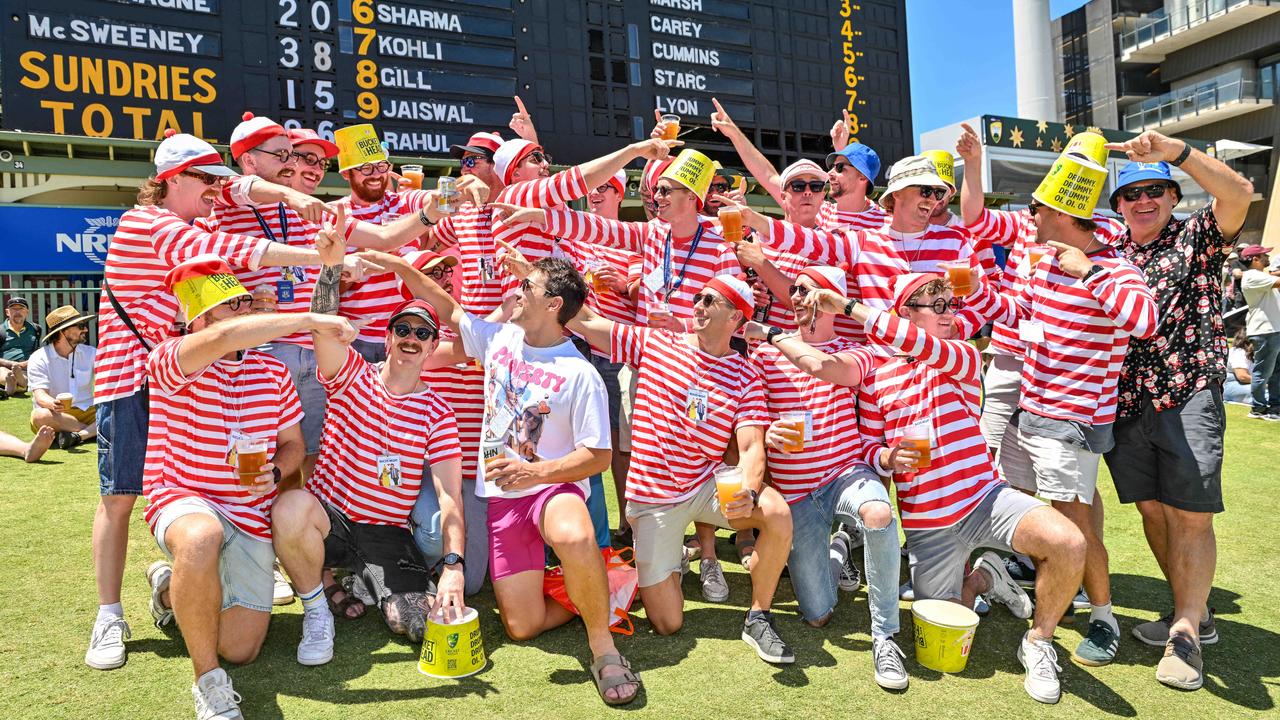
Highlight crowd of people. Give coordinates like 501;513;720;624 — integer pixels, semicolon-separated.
50;97;1261;719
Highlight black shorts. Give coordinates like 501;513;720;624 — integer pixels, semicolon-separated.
1103;382;1225;513
322;503;432;602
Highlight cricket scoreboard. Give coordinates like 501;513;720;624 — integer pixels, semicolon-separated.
1;0;912;167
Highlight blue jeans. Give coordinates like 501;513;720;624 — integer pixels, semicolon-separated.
587;473;610;549
788;466;900;638
412;473;491;595
1249;332;1280;413
410;475;443;569
97;390;149;496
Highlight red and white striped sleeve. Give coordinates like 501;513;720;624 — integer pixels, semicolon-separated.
430;214;458;250
145;338;196;395
149;213;267;271
964;208;1028;250
609;323;650;367
765;218;861;266
317;346;366;399
856;377;890;474
273;361;305;431
424;393;462;465
217;175;258;207
500;167;588;208
544;208;650;254
862;309;983;385
1083;260;1159;339
736;366;771;429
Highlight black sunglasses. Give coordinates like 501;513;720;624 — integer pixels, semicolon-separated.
1120;184;1171;203
520;277;558;297
709;182;732;193
917;186;948;200
72;323;90;331
355;161;392;176
391;323;436;341
787;284;816;297
460;156;489;169
690;293;721;308
291;151;327;168
787;180;828;193
528;150;553;165
904;297;965;314
652;185;684;198
181;170;222;186
250;147;297;164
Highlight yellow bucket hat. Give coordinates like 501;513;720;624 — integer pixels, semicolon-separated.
1032;152;1108;219
334;123;388;172
921;150;956;190
1063;131;1109;168
660;149;715;205
164;254;251;323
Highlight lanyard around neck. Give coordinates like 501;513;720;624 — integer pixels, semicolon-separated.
662;224;705;298
251;203;289;244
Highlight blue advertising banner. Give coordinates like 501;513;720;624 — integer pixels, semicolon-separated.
0;205;120;273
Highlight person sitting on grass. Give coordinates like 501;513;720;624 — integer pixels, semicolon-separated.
27;305;98;449
0;296;40;398
1224;327;1254;406
804;272;1088;705
140;255;353;720
0;427;56;463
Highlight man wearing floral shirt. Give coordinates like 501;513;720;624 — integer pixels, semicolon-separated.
1101;130;1253;692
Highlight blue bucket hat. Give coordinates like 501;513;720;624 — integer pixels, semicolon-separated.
825;143;881;188
1109;161;1182;211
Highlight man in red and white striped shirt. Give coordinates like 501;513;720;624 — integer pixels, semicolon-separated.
807;272;1088;704
741;266;910;690
140;255;354;719
562;272;797;666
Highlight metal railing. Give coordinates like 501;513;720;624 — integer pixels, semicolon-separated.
1119;0;1274;54
1122;71;1267;131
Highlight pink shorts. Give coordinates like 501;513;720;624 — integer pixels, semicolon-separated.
487;484;586;581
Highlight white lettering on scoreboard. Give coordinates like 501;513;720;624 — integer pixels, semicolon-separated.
376;4;463;33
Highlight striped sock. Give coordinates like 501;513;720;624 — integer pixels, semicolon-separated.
299;584;326;613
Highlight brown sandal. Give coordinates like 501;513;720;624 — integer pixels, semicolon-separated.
324;584;366;620
589;654;641;706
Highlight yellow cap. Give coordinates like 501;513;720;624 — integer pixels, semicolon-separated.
660;149;715;203
165;255;250;323
1032;152;1108;219
922;150;956;189
334;124;388;172
1063;131;1109;167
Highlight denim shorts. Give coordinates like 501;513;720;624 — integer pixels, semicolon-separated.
97;390;149;496
259;342;326;455
153;497;274;613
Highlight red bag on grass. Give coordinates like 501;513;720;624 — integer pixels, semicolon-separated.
543;547;638;635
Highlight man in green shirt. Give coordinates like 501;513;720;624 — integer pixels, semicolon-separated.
1;297;42;398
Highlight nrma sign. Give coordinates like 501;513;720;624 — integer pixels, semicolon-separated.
0;206;121;272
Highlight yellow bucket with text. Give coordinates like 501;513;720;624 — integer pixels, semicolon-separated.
1032;153;1108;219
418;607;487;679
911;599;980;673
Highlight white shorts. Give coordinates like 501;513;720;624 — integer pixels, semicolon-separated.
999;425;1101;504
153;497;275;613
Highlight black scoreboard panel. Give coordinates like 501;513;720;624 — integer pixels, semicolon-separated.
1;0;911;169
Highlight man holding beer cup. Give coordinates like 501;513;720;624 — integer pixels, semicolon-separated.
27;304;98;450
140;255;354;720
801;271;1089;704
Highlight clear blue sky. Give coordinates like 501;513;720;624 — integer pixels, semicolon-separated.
907;0;1089;150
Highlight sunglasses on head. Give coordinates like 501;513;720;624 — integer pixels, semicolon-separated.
291;151;327;168
528;150;552;165
181;170;222;186
250;147;297;164
904;297;965;314
916;186;948;200
355;161;392;176
460;155;489;169
391;323;436;341
1120;183;1171;203
787;180;828;194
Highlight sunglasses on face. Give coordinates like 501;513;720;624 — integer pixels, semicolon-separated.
1120;184;1171;203
355;161;392;176
787;180;828;194
787;284;818;297
181;170;223;186
690;293;722;308
520;277;557;297
528;151;552;165
71;323;89;331
460;155;489;169
251;147;297;164
652;185;683;198
709;182;732;194
904;297;965;314
916;186;948;200
391;323;436;341
291;151;327;168
829;161;852;173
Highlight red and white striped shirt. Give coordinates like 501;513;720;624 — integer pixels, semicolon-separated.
338;190;433;343
308;348;461;527
544;210;737;326
818;200;889;232
491;167;589;295
751;337;879;503
989;246;1157;426
612;325;769;504
855;304;1002;530
143;338;303;541
751;243;812;333
965;208;1128;357
421;329;486;489
93;203;268;404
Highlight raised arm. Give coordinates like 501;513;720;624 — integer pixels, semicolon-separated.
709;98;785;205
742;321;869;387
309;207;354;379
956;122;986;227
176;312;355;377
360;250;465;332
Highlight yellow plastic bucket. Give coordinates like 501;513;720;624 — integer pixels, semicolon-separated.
418;607;487;679
1032;153;1108;219
911;599;980;673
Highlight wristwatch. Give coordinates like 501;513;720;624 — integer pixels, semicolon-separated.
440;553;465;570
748;489;760;507
765;326;784;345
271;466;282;483
842;298;859;316
1083;264;1105;281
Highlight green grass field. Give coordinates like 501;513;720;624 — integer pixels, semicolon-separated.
1;397;1277;719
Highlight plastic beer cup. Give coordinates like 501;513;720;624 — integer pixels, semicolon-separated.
714;466;744;514
648;302;673;323
719;207;743;243
1027;244;1051;270
900;423;932;470
941;261;972;296
660;114;680;140
56;392;73;412
235;437;270;486
779;411;807;453
401;164;424;190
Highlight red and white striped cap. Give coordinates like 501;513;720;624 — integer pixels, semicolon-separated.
704;274;755;318
798;265;849;296
492;139;539;185
892;272;942;314
287;128;339;158
643;158;674;193
230;112;287;160
606;169;627;195
154;130;237;180
450;131;504;159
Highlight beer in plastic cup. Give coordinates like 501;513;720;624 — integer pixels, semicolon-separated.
648;302;673;323
780;411;807;453
436;177;460;214
714;466;745;514
56;392;73;412
660;114;680;140
719;207;743;243
401;164;424;190
585;263;609;294
941;261;973;296
235;437;270;486
1027;244;1051;269
251;285;277;313
899;423;932;470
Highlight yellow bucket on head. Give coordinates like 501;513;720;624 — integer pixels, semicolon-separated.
911;599;980;673
335;123;387;172
172;273;248;324
660;148;715;203
921;150;956;190
1032;153;1108;219
418;607;486;679
1064;131;1109;167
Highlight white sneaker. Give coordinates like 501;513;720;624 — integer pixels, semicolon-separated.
147;560;175;628
699;558;730;602
192;668;243;720
272;563;295;606
84;615;131;670
1072;588;1090;611
872;636;909;690
1017;633;1062;704
297;608;335;666
829;530;861;592
898;581;915;602
975;551;1033;619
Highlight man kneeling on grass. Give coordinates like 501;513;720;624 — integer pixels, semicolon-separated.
365;248;642;706
805;272;1088;704
142;256;354;720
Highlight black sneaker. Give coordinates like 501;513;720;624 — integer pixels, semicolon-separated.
741;612;795;664
1072;619;1120;666
1132;609;1218;646
1004;554;1037;589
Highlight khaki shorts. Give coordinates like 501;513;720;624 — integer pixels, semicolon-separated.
31;405;96;433
999;424;1101;504
618;364;636;453
627;481;733;587
152;496;275;613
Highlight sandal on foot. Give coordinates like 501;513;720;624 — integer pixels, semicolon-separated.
590;654;641;706
324;584;366;620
